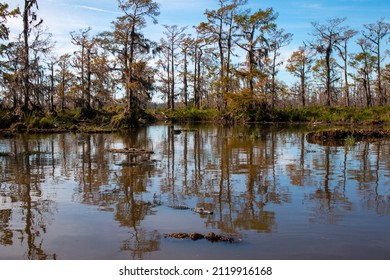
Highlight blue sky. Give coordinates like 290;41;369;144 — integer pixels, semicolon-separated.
7;0;390;91
8;0;389;55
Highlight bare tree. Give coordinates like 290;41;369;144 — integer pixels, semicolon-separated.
234;8;277;98
198;0;247;110
350;38;376;107
21;0;43;111
266;28;292;108
179;35;193;107
362;19;390;105
286;48;314;107
335;29;358;107
71;27;97;112
99;0;160;126
56;54;74;111
161;25;187;110
45;56;58;112
310;18;348;106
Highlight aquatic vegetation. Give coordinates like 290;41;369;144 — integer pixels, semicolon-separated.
344;135;356;149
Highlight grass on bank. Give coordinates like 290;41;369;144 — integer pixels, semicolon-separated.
1;105;390;132
235;105;390;124
146;105;390;124
155;107;219;122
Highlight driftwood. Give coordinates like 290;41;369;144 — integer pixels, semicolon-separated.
165;232;236;242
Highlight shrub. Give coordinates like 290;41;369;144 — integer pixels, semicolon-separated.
39;117;55;129
110;112;128;129
163;108;218;122
30;116;41;128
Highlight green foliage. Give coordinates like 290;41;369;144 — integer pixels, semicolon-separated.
55;109;83;126
222;105;390;124
30;117;41;128
344;135;356;150
20;112;52;129
20;113;56;129
39;117;55;129
225;101;273;123
110;112;128;129
164;108;219;122
3;105;390;132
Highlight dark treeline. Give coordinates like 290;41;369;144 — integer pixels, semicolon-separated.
0;0;390;127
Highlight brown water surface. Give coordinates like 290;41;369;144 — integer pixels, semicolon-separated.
0;125;389;259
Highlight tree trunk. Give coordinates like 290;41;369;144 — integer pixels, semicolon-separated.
50;62;55;112
325;45;332;106
344;61;350;107
22;0;31;111
377;41;385;105
170;37;175;111
183;50;188;107
301;74;306;107
167;58;171;110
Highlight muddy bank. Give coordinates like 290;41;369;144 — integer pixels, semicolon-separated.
0;126;116;136
306;128;390;145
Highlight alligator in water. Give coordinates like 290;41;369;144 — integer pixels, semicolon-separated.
168;205;213;214
165;232;238;243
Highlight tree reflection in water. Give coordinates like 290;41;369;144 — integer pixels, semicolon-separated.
0;135;57;259
1;125;390;259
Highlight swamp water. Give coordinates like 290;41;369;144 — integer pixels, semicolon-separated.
0;125;389;260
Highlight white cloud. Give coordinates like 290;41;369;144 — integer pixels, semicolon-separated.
7;0;119;55
71;4;121;15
